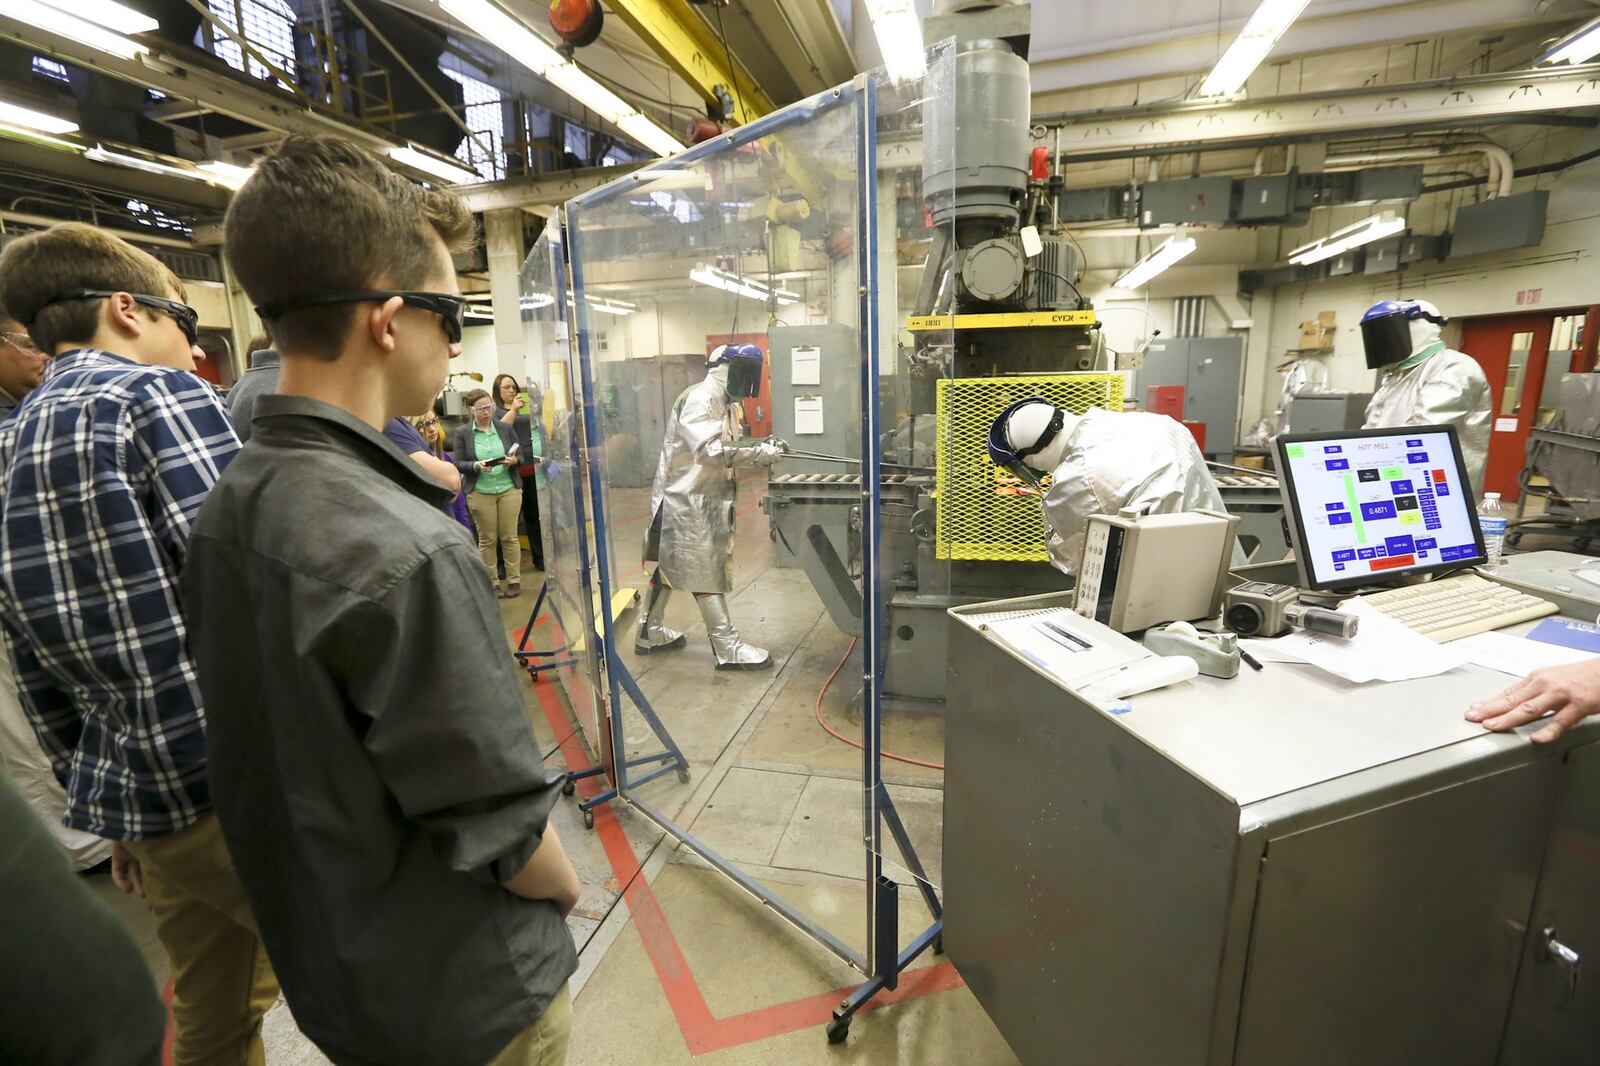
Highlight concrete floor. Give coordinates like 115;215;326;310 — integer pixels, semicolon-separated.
87;482;1595;1063
86;468;1020;1064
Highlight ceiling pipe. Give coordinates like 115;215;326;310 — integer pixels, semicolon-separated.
1323;138;1514;198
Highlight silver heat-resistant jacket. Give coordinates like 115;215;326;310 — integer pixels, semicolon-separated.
1040;409;1227;576
1364;347;1491;497
643;375;765;592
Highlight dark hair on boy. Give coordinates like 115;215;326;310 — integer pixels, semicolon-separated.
224;135;476;360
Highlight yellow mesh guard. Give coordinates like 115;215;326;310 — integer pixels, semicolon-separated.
935;374;1125;562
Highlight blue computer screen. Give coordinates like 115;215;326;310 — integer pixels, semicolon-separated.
1277;427;1485;589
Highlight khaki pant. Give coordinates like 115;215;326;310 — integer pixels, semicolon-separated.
469;488;524;589
123;814;279;1066
488;983;572;1066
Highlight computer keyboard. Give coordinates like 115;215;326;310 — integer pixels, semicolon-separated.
1351;573;1558;643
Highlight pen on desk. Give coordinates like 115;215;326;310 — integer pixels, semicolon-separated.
1239;648;1264;672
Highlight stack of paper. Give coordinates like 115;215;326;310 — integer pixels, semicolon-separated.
1447;631;1596;677
1240;597;1468;684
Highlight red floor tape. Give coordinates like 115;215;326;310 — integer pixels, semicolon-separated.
525;618;963;1054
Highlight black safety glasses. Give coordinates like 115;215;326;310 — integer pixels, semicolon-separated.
256;291;466;344
37;290;200;346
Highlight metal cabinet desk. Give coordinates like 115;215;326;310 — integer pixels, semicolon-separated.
944;594;1599;1066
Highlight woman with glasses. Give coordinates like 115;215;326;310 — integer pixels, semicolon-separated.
452;388;525;598
0;316;48;422
411;408;473;533
492;373;546;572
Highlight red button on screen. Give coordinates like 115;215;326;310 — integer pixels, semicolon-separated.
1370;554;1416;571
1432;470;1447;483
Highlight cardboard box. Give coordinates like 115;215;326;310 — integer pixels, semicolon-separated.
1298;311;1336;350
1234;454;1268;471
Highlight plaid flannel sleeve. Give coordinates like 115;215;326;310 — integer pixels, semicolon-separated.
124;372;241;569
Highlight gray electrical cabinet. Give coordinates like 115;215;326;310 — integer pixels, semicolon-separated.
944;592;1600;1066
595;355;702;487
1287;391;1372;434
1134;336;1245;462
768;323;861;472
767;323;861;568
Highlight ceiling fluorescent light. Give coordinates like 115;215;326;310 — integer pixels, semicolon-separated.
85;144;208;182
386;143;479;185
7;0;148;58
690;266;798;306
616;113;686;158
1289;211;1405;265
1537;15;1600;65
0;100;78;135
197;160;254;189
1113;235;1198;289
1196;0;1311;97
435;0;685;157
864;0;926;83
586;295;637;316
45;0;159;35
438;0;563;73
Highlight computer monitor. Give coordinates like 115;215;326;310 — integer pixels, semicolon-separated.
1274;425;1486;593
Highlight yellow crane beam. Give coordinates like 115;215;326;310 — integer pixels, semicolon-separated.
604;0;775;125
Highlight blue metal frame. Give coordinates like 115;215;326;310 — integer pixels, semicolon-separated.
513;582;578;679
553;71;945;1038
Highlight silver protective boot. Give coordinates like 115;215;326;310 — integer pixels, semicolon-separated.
635;579;686;654
695;593;772;671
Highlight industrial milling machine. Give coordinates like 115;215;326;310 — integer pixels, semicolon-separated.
763;0;1127;706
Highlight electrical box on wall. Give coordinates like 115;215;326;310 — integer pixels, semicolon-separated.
1352;166;1424;204
1059;186;1129;222
1142;178;1237;225
1237;175;1295;222
1450;190;1549;258
1364;235;1402;275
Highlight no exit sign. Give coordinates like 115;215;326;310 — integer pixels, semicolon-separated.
1516;288;1543;306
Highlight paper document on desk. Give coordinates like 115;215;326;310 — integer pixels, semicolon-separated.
1239;598;1469;684
1447;631;1596;677
982;608;1145;690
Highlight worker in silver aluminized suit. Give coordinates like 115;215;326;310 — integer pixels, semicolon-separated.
637;343;787;670
1361;299;1491;496
988;398;1228;576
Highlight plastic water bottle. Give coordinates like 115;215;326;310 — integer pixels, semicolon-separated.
1478;492;1507;568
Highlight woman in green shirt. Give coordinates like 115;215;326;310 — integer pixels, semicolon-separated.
451;388;525;598
492;373;546;571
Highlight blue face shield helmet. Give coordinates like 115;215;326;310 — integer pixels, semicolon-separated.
708;342;765;398
1361;300;1447;370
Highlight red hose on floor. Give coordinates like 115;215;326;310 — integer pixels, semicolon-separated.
814;637;945;771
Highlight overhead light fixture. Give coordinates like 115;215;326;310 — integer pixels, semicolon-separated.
435;0;685;158
86;144;210;182
864;0;926;83
0;100;78;135
587;296;637;317
197;160;254;189
6;0;150;59
690;265;798;306
615;113;686;159
385;143;479;185
55;0;159;35
1289;211;1406;265
1196;0;1311;97
1113;235;1198;289
1537;15;1600;65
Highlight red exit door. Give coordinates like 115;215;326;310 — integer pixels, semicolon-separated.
1458;314;1554;502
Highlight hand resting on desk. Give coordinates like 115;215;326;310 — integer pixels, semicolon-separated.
1467;658;1600;744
